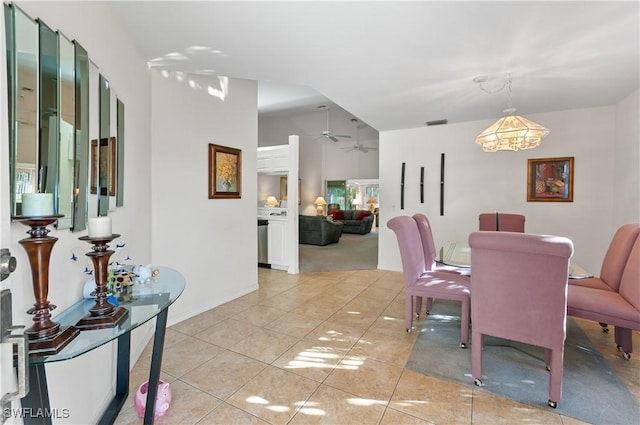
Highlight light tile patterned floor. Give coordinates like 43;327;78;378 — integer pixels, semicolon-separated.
115;268;640;424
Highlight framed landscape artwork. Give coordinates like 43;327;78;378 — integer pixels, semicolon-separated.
527;157;574;202
209;143;241;199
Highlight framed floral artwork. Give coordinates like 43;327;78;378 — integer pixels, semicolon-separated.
209;143;241;199
527;157;574;202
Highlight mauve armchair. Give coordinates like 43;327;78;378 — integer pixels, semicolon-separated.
388;216;471;347
469;231;573;408
479;212;525;232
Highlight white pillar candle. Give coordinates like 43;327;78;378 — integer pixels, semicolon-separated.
21;193;54;216
88;216;112;238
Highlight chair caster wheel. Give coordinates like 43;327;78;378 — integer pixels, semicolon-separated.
406;328;412;334
415;312;420;319
616;345;631;359
548;400;557;408
599;322;609;333
460;342;467;349
473;378;483;387
546;365;551;372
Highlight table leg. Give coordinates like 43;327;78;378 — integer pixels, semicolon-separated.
98;332;130;425
143;309;168;425
21;364;51;425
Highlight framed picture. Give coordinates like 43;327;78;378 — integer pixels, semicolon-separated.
527;157;574;202
90;137;116;196
209;143;241;199
280;176;301;205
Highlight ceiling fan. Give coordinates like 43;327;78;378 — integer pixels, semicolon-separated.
341;124;377;153
317;105;351;142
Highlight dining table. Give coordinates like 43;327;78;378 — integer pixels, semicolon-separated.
438;240;594;279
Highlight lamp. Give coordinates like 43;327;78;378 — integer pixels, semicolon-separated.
314;196;327;215
352;199;362;210
265;196;279;207
367;196;377;212
474;75;549;152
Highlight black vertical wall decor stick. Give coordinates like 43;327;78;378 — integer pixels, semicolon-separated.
420;166;425;203
440;153;445;216
400;162;406;210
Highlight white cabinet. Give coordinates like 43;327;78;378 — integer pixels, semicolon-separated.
268;218;287;270
257;146;289;173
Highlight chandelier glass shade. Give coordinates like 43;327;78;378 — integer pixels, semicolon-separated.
475;112;550;152
473;75;549;152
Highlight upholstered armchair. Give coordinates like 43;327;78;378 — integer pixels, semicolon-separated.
469;231;573;408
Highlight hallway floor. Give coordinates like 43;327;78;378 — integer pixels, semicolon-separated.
115;268;639;424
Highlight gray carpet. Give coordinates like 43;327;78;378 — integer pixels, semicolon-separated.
406;300;640;425
299;230;378;273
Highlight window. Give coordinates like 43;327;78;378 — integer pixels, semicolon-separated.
326;180;346;210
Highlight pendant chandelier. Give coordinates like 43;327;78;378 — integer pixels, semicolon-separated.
474;76;549;152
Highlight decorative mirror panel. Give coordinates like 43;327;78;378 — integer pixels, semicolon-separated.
5;3;125;227
73;41;89;231
9;5;39;216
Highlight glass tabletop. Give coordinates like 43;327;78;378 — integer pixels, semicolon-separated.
31;266;185;365
438;241;594;279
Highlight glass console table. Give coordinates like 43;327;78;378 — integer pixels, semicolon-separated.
438;241;593;279
21;266;185;425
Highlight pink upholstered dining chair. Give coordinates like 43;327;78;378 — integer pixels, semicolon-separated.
568;236;640;359
478;212;525;232
387;216;471;347
412;213;470;276
569;223;640;292
469;231;573;408
568;223;640;333
412;213;470;315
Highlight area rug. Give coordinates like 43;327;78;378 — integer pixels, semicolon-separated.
405;300;640;425
299;231;378;273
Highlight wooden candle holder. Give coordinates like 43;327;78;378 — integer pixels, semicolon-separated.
76;234;128;330
14;215;79;356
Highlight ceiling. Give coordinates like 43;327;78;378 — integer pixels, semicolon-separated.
109;1;639;132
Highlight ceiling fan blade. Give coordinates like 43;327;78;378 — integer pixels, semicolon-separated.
334;134;351;139
326;134;340;142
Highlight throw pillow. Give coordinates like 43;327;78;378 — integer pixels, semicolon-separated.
356;211;369;220
332;211;344;220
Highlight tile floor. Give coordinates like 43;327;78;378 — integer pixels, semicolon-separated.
115;268;640;424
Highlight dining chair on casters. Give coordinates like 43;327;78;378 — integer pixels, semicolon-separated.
479;212;525;232
387;216;471;348
412;213;470;315
568;223;640;333
469;231;573;408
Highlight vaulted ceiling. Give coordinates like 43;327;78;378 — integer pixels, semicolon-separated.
110;1;639;132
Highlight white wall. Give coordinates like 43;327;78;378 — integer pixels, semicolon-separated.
259;106;379;215
6;1;153;423
614;90;640;224
378;105;639;275
150;71;259;323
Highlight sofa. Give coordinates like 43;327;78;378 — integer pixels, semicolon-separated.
299;215;344;246
330;210;374;234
